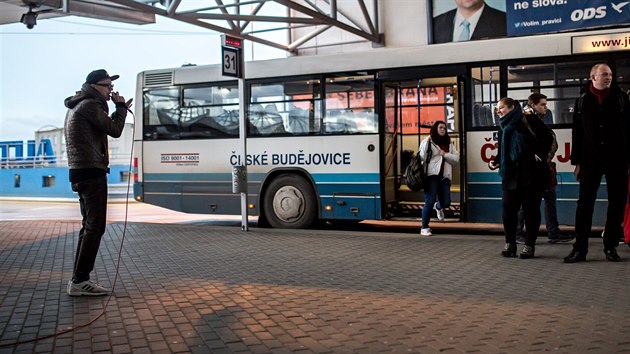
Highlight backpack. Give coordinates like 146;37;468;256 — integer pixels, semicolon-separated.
405;140;432;192
404;154;425;192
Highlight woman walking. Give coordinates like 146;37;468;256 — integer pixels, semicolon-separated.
419;121;460;236
489;97;553;258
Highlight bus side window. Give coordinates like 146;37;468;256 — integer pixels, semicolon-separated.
144;88;181;140
249;104;286;136
288;107;310;134
324;115;357;134
264;104;278;115
154;108;181;138
248;104;265;136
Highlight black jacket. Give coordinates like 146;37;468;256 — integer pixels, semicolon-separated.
432;5;506;44
64;84;127;172
570;82;630;167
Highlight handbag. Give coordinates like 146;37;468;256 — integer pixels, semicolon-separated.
405;153;425;192
405;140;432;192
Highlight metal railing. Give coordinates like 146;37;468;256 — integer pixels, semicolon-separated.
0;157;60;169
1;154;132;169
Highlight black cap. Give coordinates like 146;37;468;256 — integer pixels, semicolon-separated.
85;69;120;84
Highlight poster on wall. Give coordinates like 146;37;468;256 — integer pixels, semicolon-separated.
431;0;630;43
507;0;630;36
431;0;507;43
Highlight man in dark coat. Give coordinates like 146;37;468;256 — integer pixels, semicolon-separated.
565;63;630;263
64;69;132;295
516;93;574;245
433;0;506;43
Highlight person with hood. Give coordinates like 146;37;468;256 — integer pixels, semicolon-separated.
564;63;630;263
418;120;460;236
489;97;553;259
64;69;132;296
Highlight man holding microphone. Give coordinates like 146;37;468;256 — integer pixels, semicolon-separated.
64;69;132;296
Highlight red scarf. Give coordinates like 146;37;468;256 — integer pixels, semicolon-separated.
589;83;610;105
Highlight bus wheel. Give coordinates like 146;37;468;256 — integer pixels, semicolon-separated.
263;174;317;229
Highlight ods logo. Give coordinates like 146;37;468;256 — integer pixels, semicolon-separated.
570;6;606;21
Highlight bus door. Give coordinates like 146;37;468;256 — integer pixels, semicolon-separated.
382;83;402;214
382;79;428;218
381;76;464;221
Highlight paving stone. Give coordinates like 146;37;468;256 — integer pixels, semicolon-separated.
0;221;629;353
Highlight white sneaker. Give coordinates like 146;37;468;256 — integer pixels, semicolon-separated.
435;206;445;221
67;280;108;296
420;228;432;236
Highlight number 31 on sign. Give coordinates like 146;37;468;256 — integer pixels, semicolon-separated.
222;46;241;78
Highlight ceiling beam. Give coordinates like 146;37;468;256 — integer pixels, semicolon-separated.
69;0;382;52
273;0;381;43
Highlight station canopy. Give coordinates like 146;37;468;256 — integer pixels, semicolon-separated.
0;0;382;52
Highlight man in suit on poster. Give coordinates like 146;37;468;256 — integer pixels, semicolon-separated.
433;0;506;43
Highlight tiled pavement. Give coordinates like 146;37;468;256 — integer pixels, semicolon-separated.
0;220;629;353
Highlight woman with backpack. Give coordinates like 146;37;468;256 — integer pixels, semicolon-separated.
418;120;460;236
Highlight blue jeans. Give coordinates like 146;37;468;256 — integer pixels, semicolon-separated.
422;176;451;229
517;187;560;237
71;176;108;283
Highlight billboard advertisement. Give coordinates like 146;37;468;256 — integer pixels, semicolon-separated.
430;0;630;43
507;0;630;36
432;0;507;43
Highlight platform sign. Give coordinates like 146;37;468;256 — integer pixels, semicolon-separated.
222;45;240;78
221;34;243;78
220;34;247;230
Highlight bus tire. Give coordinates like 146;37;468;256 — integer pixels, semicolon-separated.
263;174;317;229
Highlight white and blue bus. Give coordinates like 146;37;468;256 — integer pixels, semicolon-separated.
132;31;630;228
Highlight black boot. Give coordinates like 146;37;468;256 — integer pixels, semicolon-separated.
604;248;621;262
501;243;517;257
563;249;587;263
